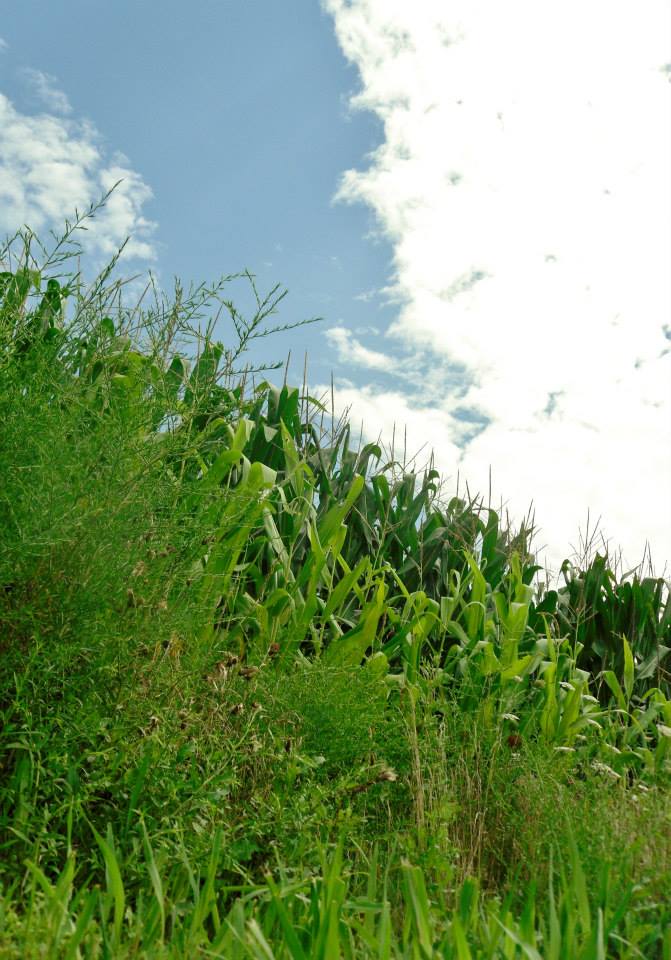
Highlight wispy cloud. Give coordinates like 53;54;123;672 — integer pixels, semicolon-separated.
21;68;72;115
354;287;382;303
0;86;156;263
0;37;8;53
324;0;671;576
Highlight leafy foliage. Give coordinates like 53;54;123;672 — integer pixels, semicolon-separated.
0;213;669;958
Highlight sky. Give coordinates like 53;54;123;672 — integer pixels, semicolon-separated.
1;1;670;581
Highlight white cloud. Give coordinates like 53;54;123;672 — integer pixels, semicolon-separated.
0;89;156;263
325;0;671;578
21;68;72;115
314;380;463;467
0;37;8;53
326;324;392;369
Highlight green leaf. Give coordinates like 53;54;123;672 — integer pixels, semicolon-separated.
246;460;277;490
90;823;125;945
265;875;308;960
451;915;473;960
201;448;244;488
322;555;370;620
317;474;365;547
263;509;291;570
603;670;627;712
325;580;387;666
540;662;559;741
401;861;433;957
99;316;116;338
184;340;223;404
637;644;671;680
464;552;487;643
622;634;634;702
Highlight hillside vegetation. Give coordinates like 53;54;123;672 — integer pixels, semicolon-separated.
1;213;670;958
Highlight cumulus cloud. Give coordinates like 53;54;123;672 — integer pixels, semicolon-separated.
0;84;156;263
324;0;671;577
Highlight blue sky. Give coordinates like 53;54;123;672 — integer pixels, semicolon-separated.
0;0;394;377
1;1;670;578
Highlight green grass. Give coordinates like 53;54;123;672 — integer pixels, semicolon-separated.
0;207;670;958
